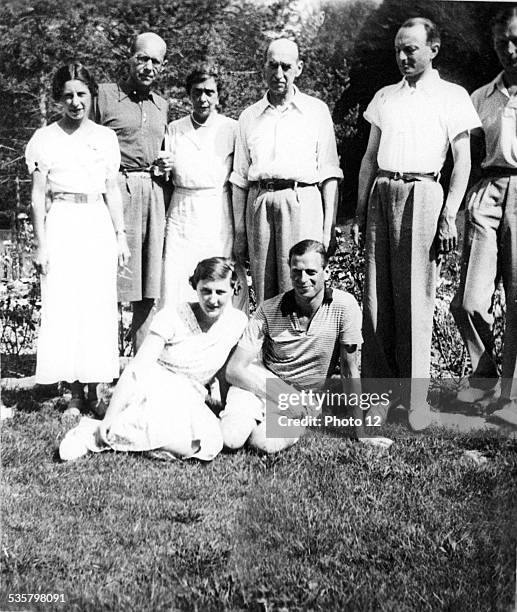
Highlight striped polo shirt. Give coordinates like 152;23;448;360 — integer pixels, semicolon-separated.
238;287;363;389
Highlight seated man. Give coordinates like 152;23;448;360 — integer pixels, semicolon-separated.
220;239;392;453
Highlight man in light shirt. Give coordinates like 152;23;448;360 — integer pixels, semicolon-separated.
451;7;517;423
230;38;343;304
352;17;481;431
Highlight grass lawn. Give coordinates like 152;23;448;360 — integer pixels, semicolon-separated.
2;393;517;611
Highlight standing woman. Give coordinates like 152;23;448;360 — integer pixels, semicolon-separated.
25;63;130;412
160;64;248;311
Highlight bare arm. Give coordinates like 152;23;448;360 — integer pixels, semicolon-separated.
104;176;130;267
351;125;381;246
30;169;49;275
436;130;471;254
320;177;338;249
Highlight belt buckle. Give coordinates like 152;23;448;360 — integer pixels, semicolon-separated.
265;180;275;192
77;194;88;204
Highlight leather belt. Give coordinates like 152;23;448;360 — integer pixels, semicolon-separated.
120;166;152;173
51;192;101;203
482;166;517;177
257;179;317;191
378;170;439;182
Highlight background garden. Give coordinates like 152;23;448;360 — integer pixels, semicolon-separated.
1;1;517;610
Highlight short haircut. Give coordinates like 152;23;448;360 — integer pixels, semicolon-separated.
52;62;98;101
189;256;238;290
185;63;219;94
492;6;517;34
288;239;328;267
400;17;441;47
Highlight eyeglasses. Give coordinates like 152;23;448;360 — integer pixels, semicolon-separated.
133;54;163;68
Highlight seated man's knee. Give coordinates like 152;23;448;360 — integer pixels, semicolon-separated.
220;385;264;450
220;413;256;449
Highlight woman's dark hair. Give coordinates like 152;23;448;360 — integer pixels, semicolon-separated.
189;256;239;291
185;63;220;94
52;63;98;101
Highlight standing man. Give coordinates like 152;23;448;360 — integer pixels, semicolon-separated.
220;239;392;453
230;38;343;305
352;18;481;430
94;32;169;352
451;8;517;424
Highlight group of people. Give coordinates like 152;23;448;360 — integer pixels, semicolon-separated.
24;8;517;463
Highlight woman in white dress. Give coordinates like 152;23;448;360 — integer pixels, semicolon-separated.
59;257;248;461
161;65;248;311
25;63;129;412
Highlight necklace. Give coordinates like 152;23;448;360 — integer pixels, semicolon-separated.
190;114;209;128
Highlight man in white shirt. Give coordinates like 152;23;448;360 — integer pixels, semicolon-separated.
230;38;343;304
352;17;481;431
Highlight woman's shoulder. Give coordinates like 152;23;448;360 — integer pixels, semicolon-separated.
168;115;191;132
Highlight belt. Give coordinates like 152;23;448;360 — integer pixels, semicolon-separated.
482;166;517;178
51;192;101;203
378;170;440;182
256;179;317;191
120;166;152;174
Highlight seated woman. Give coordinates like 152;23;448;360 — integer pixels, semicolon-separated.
59;257;247;462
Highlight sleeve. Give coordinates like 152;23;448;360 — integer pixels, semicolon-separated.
237;307;267;354
446;86;482;143
363;90;382;129
316;102;343;182
105;129;121;179
25;129;50;175
148;306;179;342
229;113;252;189
338;295;363;346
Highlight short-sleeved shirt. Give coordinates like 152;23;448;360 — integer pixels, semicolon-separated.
471;72;517;169
93;81;168;169
230;86;343;189
167;113;236;189
150;302;248;386
238;287;362;389
364;69;481;173
25;121;120;194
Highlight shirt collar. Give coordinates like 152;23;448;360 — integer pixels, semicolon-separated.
280;286;333;316
258;85;307;115
398;68;441;94
119;79;160;107
486;72;508;98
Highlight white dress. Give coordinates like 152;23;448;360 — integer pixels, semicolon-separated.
60;303;248;461
162;114;247;309
25;121;120;384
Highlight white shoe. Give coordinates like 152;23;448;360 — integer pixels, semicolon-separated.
408;403;433;432
358;437;394;451
490;404;517;426
59;418;99;461
0;405;14;420
456;379;498;403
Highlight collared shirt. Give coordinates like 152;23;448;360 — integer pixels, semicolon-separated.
471;72;517;169
237;287;362;389
230;86;343;188
364;69;481;173
93;81;168;169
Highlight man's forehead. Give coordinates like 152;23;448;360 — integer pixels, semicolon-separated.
133;37;166;60
395;24;428;45
290;252;324;269
266;40;299;64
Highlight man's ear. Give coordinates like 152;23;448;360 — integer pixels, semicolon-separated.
324;266;330;281
430;43;440;60
296;59;304;77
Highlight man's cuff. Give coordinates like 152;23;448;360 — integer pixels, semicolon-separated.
229;172;250;190
319;167;344;183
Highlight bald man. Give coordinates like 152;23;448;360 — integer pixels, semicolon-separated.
93;33;169;353
231;38;343;304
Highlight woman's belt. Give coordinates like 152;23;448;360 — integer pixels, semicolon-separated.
51;192;102;203
377;170;440;182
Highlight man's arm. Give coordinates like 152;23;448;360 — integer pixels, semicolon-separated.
321;178;338;250
436;130;471;254
351;125;381;246
231;184;248;265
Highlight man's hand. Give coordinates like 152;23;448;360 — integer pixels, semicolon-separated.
436;213;458;254
116;233;131;268
154;151;174;173
33;246;49;275
351;217;365;247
